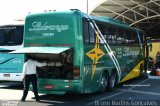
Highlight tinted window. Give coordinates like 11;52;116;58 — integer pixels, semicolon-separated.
89;22;95;43
83;19;141;45
83;19;95;44
83;20;89;44
0;25;23;46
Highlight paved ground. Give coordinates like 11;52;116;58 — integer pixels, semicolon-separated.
0;77;160;106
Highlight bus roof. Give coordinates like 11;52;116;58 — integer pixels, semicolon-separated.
81;10;140;31
92;16;130;29
26;9;141;32
26;9;81;20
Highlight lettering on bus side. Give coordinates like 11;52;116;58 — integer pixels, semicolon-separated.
29;22;69;32
123;47;139;57
42;33;54;37
115;47;139;58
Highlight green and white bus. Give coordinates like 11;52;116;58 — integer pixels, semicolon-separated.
0;24;24;81
12;10;145;94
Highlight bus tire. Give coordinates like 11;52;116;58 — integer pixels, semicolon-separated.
99;73;108;93
107;72;116;91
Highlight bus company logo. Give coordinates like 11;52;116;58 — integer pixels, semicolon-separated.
29;21;69;32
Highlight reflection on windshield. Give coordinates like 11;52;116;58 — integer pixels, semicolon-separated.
0;25;23;46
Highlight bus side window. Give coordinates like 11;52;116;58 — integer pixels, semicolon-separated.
107;26;116;44
83;20;89;44
89;22;95;43
116;28;126;44
96;23;107;44
5;29;14;43
15;26;23;45
130;31;137;44
126;30;131;44
83;19;95;44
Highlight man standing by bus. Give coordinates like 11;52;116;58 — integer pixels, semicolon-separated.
21;57;47;102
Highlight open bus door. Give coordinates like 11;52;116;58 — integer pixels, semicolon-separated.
10;47;78;80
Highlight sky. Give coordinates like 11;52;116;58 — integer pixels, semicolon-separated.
0;0;88;25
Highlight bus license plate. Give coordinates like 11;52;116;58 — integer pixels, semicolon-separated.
44;85;54;89
4;74;10;77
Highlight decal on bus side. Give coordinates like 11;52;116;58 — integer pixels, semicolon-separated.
86;34;105;79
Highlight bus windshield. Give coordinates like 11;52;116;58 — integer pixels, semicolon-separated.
0;26;23;46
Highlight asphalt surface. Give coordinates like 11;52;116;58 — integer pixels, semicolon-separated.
0;77;160;106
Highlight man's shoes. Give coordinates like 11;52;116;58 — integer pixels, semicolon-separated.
36;99;40;102
20;99;25;102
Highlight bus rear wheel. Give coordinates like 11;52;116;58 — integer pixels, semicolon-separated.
100;74;108;93
108;72;116;91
